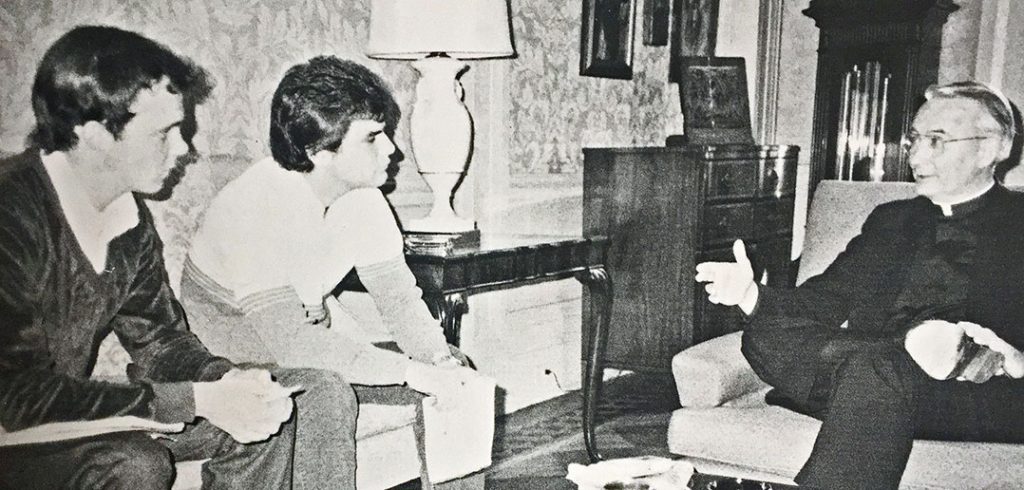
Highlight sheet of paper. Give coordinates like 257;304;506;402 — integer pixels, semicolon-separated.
422;373;496;482
0;416;184;446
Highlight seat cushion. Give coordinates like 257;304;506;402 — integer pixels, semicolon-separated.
356;403;418;439
668;404;1024;489
672;331;769;407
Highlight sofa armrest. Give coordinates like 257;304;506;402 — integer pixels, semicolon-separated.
671;331;769;407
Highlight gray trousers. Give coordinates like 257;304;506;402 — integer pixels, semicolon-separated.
0;367;358;490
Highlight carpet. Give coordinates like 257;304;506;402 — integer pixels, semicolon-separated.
486;374;679;489
396;374;796;489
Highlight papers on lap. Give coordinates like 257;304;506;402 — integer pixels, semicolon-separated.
0;416;184;446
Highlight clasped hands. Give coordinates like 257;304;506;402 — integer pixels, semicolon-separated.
905;320;1024;383
193;368;300;444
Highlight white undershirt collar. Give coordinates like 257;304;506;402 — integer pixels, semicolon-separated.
41;150;139;273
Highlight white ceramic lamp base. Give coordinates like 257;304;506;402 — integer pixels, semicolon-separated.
406;172;475;233
404;56;477;234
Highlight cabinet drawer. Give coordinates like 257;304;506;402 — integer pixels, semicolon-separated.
705;160;759;202
694;295;742;343
756;237;795;287
759;157;797;197
754;196;795;238
703;202;754;246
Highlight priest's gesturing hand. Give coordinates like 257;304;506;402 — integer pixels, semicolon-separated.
193;368;299;443
695;239;759;314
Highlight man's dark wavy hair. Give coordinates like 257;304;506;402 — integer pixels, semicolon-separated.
29;25;213;153
269;56;400;173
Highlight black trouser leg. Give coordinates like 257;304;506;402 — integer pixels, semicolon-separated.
796;342;917;490
795;341;1024;490
0;409;292;490
0;369;356;490
745;326;915;489
0;431;174;489
741;322;842;416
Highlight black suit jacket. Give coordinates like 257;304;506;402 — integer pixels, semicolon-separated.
750;184;1024;350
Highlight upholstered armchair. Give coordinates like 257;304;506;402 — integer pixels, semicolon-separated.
668;180;1024;489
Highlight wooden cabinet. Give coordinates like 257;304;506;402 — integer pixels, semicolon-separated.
582;144;799;373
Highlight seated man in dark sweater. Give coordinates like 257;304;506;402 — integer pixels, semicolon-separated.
0;26;357;488
695;81;1024;490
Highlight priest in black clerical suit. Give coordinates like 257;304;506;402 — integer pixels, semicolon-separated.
696;81;1024;490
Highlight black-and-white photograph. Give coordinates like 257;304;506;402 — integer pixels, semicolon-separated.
1;0;1022;489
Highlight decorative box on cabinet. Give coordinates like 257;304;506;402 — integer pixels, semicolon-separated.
582;145;799;373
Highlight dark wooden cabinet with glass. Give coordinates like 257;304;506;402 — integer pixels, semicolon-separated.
803;0;958;195
582;144;799;373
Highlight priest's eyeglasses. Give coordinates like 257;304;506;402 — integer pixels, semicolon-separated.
900;132;996;153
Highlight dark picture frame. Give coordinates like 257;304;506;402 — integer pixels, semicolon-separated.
642;0;670;46
580;0;636;80
677;56;754;145
669;0;719;83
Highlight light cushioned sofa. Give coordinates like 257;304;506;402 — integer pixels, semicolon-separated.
668;180;1024;490
86;154;440;490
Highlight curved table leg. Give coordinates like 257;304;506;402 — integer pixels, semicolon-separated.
424;292;469;346
576;266;612;462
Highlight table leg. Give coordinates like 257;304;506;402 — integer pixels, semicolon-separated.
576;266;612;462
424;292;469;346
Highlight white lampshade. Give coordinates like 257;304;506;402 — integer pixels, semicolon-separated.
367;0;514;60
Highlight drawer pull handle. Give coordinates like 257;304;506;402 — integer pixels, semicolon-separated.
764;167;779;191
717;173;734;193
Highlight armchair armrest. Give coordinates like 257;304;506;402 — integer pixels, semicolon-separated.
671;331;769;407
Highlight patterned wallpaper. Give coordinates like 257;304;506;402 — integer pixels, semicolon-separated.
0;0;678;176
508;0;678;174
0;0;416;159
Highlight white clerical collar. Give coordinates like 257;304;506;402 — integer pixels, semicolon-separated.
41;150;140;273
931;182;995;217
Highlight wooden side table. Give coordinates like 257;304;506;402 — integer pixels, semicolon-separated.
336;234;613;462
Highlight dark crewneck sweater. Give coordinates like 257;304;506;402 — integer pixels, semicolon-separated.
0;150;232;431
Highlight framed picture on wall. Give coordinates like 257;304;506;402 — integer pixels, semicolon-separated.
677;56;754;145
580;0;636;80
668;0;719;83
642;0;670;46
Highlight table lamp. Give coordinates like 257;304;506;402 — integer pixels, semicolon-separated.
367;0;514;234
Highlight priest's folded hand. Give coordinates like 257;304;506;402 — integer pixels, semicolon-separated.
905;320;1008;383
961;321;1024;379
